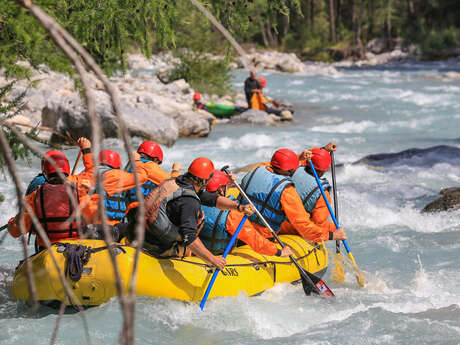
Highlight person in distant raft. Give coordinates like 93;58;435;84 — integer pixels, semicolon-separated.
130;157;254;270
8;151;89;251
193;92;209;111
199;170;293;257
25;137;94;196
125;140;181;214
240;148;346;243
244;70;261;108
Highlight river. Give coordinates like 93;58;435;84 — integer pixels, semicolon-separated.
1;61;460;344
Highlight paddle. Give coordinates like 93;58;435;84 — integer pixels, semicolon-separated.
308;161;365;287
71;150;82;175
330;152;345;283
222;167;334;297
200;215;248;310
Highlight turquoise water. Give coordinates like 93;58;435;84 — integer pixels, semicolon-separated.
1;62;460;344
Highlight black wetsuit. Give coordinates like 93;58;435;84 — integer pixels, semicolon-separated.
165;175;218;245
244;77;261;108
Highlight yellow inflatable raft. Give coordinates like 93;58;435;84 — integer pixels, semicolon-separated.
12;235;328;307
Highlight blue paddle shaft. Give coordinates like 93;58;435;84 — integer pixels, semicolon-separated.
308;161;352;254
200;215;248;310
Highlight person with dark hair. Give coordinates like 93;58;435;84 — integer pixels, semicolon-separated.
244;70;261;108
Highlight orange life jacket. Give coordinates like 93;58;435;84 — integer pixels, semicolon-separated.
250;93;267;111
34;183;80;245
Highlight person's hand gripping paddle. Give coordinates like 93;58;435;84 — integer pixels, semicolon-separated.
221;166;334;297
308;160;365;288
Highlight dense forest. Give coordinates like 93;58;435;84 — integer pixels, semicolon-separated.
0;0;459;78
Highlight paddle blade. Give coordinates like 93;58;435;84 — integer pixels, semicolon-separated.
347;252;366;287
300;268;334;297
331;253;346;283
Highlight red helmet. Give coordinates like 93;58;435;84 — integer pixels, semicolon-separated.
188;157;214;180
271;149;299;172
206;170;231;192
138;141;163;163
99;149;121;169
311;148;331;171
42;150;70;175
258;76;267;88
193;92;201;101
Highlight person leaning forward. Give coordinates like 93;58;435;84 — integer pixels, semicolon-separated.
240;148;346;243
284;143;341;234
130;157;253;270
199;170;293;257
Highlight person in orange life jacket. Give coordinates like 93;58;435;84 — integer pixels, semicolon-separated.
82;149;149;231
285;142;342;234
193;92;209;111
125;141;181;213
240;148;346;243
137;157;254;270
257;76;283;116
199;170;293;257
25;137;94;197
8;151;85;250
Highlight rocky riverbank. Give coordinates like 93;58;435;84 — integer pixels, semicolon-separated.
2;48;459;147
1;60;214;146
1;51;305;146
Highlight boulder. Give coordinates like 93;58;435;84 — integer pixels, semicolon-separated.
277;53;306;73
444;72;460;79
231;109;276;125
171;110;211;137
239;50;307;73
42;91;179;146
366;38;386;54
280;110;294;121
422;187;460;213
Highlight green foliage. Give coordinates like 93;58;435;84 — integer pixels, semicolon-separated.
0;0;179;76
421;28;459;59
168;51;233;97
1;0;298;79
0;81;37;174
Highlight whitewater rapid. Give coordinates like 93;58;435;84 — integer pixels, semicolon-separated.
1;61;460;344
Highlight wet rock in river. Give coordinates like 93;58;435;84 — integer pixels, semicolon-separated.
422;187;460;213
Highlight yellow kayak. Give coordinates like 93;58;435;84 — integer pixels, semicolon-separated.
12;235;328;307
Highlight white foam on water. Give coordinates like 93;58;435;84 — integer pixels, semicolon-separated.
311;120;378;134
289;79;305;85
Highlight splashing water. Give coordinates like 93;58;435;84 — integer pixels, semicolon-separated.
1;62;460;344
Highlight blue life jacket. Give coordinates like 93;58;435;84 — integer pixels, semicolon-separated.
26;174;46;196
292;168;331;214
199;196;235;254
95;166;127;222
125;158;157;203
240;166;292;231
